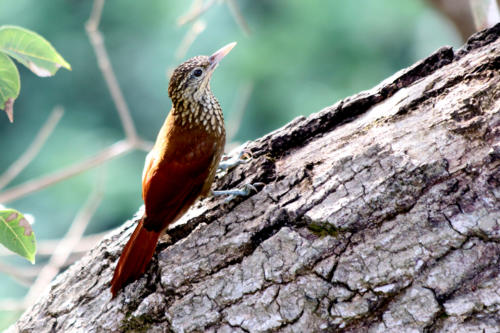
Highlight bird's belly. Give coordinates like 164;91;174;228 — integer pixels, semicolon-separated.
170;136;219;164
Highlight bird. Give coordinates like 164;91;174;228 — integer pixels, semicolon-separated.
110;42;236;297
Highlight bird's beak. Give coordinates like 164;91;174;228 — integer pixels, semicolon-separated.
208;42;236;71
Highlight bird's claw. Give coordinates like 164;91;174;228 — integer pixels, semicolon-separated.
218;149;252;172
212;182;264;202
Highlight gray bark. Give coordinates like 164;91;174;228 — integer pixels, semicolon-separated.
10;24;500;333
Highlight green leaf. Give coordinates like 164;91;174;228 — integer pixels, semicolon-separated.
0;25;71;77
0;52;20;122
0;209;36;264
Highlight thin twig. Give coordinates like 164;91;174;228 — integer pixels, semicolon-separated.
167;19;207;78
0;107;64;191
470;0;500;31
23;180;104;307
85;0;139;144
0;246;96;287
179;0;250;35
0;299;25;312
86;0;105;32
0;0;154;204
0;261;39;286
0;232;107;257
38;233;105;257
178;0;218;26
226;0;251;36
175;20;207;60
0;140;131;203
177;0;203;26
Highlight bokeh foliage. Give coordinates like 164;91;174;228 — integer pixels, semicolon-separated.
0;0;461;329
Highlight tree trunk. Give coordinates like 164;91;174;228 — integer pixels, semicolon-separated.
10;24;500;333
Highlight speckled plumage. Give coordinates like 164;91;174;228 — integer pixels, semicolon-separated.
169;56;225;135
141;53;228;230
111;44;235;297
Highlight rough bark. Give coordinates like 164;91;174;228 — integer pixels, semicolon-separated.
10;24;500;333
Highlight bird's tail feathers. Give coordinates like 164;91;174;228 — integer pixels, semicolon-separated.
110;217;160;297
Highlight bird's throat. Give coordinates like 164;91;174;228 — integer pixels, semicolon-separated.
172;94;225;135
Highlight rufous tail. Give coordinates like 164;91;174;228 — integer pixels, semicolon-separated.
110;217;160;298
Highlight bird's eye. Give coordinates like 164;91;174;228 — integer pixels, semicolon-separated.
193;68;203;77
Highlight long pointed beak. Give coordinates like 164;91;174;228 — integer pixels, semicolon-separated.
208;42;236;71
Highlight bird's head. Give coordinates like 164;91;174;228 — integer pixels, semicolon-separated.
168;42;236;105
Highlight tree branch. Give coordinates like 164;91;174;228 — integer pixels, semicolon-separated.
0;107;63;191
0;140;129;203
85;0;139;144
0;0;153;204
226;0;251;36
23;180;103;308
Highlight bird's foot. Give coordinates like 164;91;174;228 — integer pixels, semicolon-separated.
212;182;264;202
217;148;252;172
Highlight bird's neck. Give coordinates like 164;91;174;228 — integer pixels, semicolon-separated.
171;92;225;135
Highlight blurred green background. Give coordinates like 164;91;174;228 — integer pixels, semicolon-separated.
0;0;462;329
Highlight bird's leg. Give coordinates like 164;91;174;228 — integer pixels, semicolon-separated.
212;182;264;202
215;143;260;202
217;146;252;172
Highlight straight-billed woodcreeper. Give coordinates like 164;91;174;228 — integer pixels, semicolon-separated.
111;42;236;297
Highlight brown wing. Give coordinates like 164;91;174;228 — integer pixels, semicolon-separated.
141;126;219;233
